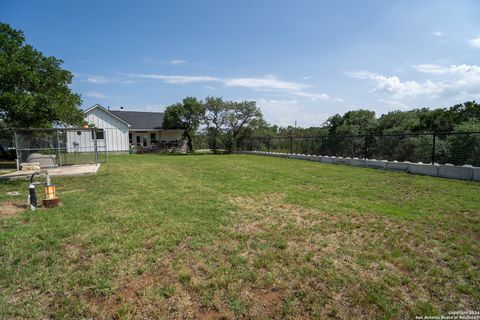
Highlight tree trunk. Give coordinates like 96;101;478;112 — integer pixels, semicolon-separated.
185;132;193;153
213;135;217;154
231;132;238;153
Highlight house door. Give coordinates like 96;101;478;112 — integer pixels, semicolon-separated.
135;134;149;147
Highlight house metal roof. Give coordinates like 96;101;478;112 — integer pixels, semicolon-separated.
110;110;164;130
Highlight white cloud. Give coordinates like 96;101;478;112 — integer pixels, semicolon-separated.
87;75;112;84
469;37;480;48
126;73;333;100
412;64;480;97
257;98;330;127
257;98;300;126
84;91;107;99
378;99;411;110
290;91;330;101
347;71;443;99
413;64;480;76
223;75;332;101
224;76;308;91
347;63;480;100
168;59;187;65
433;31;444;37
303;76;312;80
128;73;220;84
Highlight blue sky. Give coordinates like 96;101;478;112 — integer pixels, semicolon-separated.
2;0;480;126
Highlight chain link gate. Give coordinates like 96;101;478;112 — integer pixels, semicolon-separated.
12;128;108;169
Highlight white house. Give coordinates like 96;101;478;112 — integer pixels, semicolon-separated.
67;104;184;152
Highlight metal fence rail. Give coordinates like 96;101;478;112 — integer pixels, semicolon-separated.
242;132;480;167
1;128;108;169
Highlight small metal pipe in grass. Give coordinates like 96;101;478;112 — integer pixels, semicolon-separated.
28;172;61;210
28;172;39;210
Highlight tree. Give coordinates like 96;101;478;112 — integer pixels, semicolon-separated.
443;119;480;166
226;100;263;151
324;114;344;135
203;96;227;153
378;110;420;133
416;107;456;133
163;97;204;153
449;101;480;126
0;23;83;128
337;110;377;135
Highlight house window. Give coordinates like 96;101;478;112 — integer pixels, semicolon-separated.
129;133;132;143
136;135;141;146
92;129;104;140
150;133;157;143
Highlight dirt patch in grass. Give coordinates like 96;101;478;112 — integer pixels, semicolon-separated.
245;289;283;317
90;272;157;317
0;201;27;217
199;310;228;320
87;238;206;319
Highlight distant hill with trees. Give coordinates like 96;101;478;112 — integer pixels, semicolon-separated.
163;97;479;160
246;100;480;166
256;101;480;138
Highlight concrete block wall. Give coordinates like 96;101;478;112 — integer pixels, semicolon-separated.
241;151;478;182
349;158;366;167
473;168;480;181
408;163;439;176
386;161;410;172
366;159;387;169
321;156;335;164
334;157;348;165
438;164;474;181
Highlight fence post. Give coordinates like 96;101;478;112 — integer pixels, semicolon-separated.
13;130;20;170
104;129;108;163
93;128;98;165
431;133;436;164
56;130;62;167
250;137;253;151
364;134;368;160
320;136;324;155
267;137;270;153
290;136;293;154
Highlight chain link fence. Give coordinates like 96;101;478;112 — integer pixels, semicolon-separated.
194;132;233;153
241;132;480;167
1;128;108;169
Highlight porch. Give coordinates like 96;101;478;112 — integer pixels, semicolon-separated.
129;130;186;153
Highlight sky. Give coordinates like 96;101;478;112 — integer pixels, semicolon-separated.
1;0;480;127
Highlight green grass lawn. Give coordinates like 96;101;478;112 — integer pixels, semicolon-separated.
0;154;479;319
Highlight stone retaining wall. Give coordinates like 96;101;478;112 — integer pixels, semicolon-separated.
239;151;480;182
